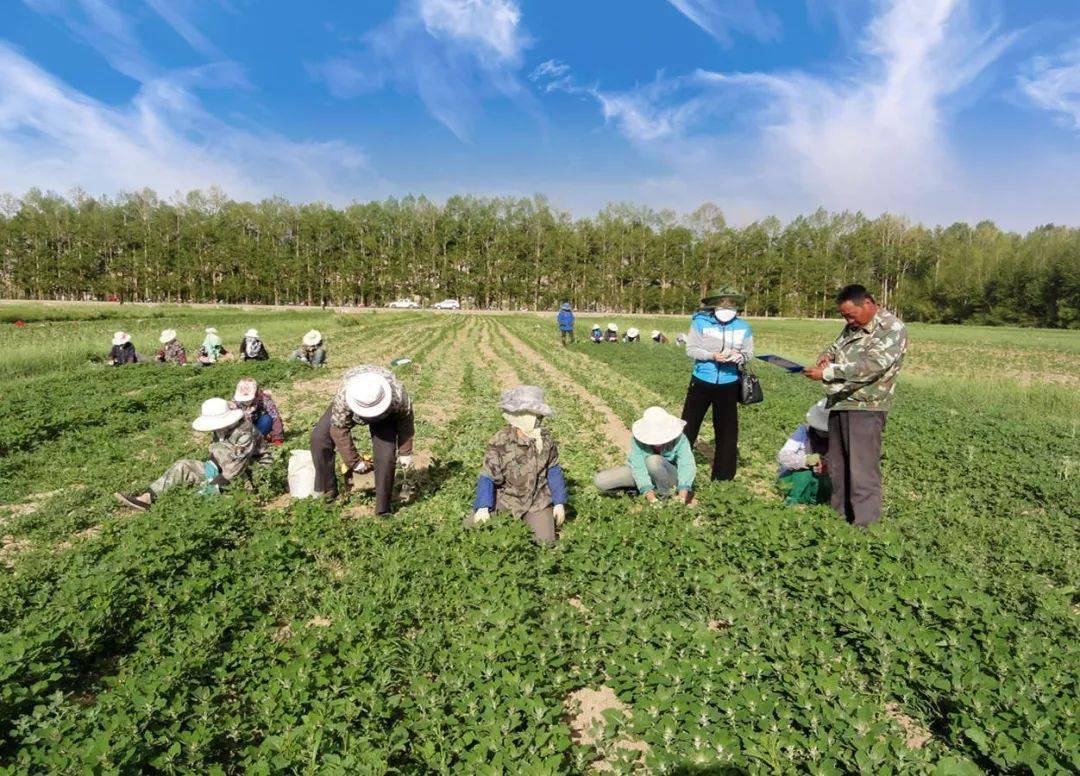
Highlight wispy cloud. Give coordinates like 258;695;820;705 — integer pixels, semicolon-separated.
1020;43;1080;130
310;0;533;142
0;43;370;202
665;0;780;46
23;0;157;80
144;0;226;60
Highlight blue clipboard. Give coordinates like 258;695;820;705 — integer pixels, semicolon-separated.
757;354;805;373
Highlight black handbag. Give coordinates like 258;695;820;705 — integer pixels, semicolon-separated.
738;362;764;405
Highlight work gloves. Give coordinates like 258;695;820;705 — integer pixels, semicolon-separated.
473;507;491;525
804;453;821;468
553;504;566;527
398;455;413;470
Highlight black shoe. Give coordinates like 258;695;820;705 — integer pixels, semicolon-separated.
115;492;151;511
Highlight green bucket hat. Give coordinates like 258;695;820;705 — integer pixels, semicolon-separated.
701;285;746;309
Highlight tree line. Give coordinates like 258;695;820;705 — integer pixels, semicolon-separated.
1;188;1077;327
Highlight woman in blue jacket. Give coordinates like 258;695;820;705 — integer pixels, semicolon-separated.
681;286;753;481
556;303;575;345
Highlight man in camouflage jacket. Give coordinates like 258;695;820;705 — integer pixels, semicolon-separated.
803;285;907;526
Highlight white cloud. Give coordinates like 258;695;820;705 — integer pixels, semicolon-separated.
22;0;156;80
310;0;533;142
0;44;371;203
144;0;226;60
665;0;780;46
1020;44;1080;130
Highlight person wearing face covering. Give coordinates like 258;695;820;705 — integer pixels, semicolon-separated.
467;385;567;544
196;327;229;366
681;286;754;481
239;329;269;361
590;325;603;344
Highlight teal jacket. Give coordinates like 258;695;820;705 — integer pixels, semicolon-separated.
628;434;696;494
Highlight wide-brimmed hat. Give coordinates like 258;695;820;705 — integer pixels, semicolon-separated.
626;327;640;338
244;328;259;339
607;323;618;332
632;406;686;447
805;400;830;433
701;285;746;308
499;385;554;417
205;327;219;335
159;329;177;344
234;377;259;403
560;302;572;311
591;324;601;331
345;372;393;418
303;329;322;347
192;397;244;432
650;330;660;338
112;331;131;346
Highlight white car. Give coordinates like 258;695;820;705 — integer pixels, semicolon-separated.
432;299;460;310
387;299;420;309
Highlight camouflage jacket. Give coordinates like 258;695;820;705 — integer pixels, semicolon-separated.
821;309;908;412
207;419;269;483
480;426;561;518
328;366;415;462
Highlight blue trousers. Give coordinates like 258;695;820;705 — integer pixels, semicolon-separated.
254;413;273;437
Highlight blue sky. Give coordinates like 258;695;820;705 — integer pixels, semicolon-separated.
2;0;1079;229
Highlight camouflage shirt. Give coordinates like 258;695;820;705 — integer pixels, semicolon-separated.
480;426;560;518
330;365;412;428
207;419;270;482
821;309;908;412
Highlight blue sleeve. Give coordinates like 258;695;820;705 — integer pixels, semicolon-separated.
474;475;495;510
546;465;568;506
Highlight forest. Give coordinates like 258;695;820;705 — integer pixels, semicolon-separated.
1;188;1077;327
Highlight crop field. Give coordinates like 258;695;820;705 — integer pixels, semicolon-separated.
0;303;1077;774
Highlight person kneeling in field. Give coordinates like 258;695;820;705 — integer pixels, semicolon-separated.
155;329;186;365
623;327;641;343
651;330;668;344
594;406;696;505
776;400;832;506
467;385;567;544
590;325;603;344
196;327;230;366
289;330;326;367
231;377;285;444
604;323;619;342
114;398;269;511
239;328;269;361
309;365;414;513
107;331;139;365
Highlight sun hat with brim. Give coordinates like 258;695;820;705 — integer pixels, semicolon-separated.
345;373;393;418
805;400;830;433
303;330;322;347
591;325;601;331
499;385;554;417
651;330;660;338
192;397;244;432
244;329;259;339
560;302;572;311
701;285;746;309
234;378;258;403
159;329;177;344
205;327;219;335
632;406;686;447
607;323;618;332
626;327;640;338
112;331;131;346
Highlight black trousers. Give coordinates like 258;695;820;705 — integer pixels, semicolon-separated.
310;407;400;514
560;329;575;344
681;377;740;481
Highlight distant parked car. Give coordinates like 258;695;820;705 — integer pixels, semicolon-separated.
387;299;421;309
432;299;460;310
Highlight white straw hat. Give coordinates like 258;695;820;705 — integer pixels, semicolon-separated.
159;329;177;344
626;327;640;338
234;377;258;403
345;373;393;418
192;397;244;432
651;330;660;338
806;400;830;433
631;406;686;447
112;331;131;346
607;323;618;332
205;327;219;335
244;328;259;339
303;329;322;347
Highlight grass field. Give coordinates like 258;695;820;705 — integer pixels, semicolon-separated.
0;303;1077;774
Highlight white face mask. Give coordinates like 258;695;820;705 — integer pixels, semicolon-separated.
715;308;737;323
503;411;544;451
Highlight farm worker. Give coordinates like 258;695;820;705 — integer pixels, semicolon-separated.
196;327;229;366
776;400;832;506
107;331;139;365
231;377;285;444
155;329;186;365
556;302;576;345
309;365;414;513
651;330;668;344
289;330;326;367
590;325;603;344
114;397;269;511
239;329;269;361
604;323;619;342
623;327;641;343
468;385;567;544
681;286;753;481
802;284;907;527
594;406;696;505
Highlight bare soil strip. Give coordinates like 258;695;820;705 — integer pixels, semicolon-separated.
493;321;631;456
474;318;523;390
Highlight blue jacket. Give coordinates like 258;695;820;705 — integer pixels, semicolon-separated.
685;310;754;385
556;309;574;331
